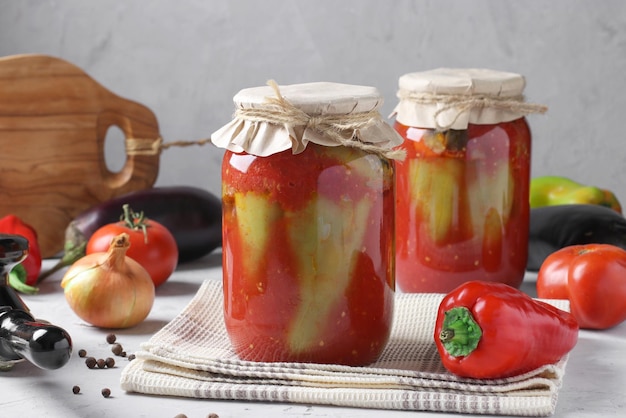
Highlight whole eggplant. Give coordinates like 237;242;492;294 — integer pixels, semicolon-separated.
72;186;222;262
527;204;626;271
38;186;222;283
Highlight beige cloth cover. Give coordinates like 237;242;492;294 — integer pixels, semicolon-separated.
120;280;571;416
392;68;546;130
210;82;403;157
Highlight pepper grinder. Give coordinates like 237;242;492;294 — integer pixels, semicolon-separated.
0;234;72;371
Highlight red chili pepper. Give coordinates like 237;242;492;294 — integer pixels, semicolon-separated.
434;281;578;379
0;214;42;285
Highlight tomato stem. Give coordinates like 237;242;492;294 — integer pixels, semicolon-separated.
440;306;482;357
121;204;149;244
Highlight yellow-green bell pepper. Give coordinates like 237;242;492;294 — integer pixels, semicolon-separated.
530;176;622;213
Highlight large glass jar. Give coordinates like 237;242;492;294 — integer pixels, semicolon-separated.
392;69;546;293
211;82;402;366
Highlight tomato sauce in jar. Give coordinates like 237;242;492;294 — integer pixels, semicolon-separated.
392;69;546;293
212;82;402;365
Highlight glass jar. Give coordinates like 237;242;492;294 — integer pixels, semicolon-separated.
392;69;546;293
211;82;402;366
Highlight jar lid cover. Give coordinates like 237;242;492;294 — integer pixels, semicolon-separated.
392;68;546;130
233;82;383;115
211;81;403;158
398;68;525;97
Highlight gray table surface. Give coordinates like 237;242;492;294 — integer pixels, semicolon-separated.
3;253;624;418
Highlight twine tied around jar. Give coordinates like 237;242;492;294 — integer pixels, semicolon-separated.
233;80;405;160
396;90;548;132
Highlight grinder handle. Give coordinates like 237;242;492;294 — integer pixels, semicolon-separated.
0;307;72;370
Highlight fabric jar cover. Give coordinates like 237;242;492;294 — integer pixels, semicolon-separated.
210;81;403;158
392;68;546;130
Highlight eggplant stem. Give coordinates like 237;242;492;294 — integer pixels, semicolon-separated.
36;242;86;284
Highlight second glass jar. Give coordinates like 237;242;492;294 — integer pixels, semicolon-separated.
394;119;531;293
392;68;543;293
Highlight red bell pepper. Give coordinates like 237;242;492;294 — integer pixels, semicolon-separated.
434;281;578;379
0;215;42;285
537;243;626;329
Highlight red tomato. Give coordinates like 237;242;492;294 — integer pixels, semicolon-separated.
537;244;626;329
87;213;178;287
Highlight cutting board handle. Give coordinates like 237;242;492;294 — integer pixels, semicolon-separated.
0;54;161;257
97;109;162;191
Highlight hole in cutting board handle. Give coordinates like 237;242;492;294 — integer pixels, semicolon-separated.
104;125;126;173
96;109;160;190
97;114;136;189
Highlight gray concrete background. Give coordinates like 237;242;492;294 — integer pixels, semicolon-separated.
2;0;625;202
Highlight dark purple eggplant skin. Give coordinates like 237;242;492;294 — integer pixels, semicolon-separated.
69;186;222;263
527;204;626;271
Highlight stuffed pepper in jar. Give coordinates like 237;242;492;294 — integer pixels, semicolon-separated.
391;68;547;293
211;81;403;366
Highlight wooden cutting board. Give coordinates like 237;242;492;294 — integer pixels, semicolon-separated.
0;54;160;257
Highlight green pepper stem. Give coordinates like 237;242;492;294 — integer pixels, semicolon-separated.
8;264;39;294
439;306;482;357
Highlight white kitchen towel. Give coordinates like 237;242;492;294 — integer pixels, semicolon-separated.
120;280;571;416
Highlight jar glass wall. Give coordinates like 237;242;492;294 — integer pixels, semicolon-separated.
221;143;395;366
394;118;531;293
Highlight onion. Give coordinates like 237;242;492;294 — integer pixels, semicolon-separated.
60;233;155;328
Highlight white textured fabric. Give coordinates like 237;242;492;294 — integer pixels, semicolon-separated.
392;68;530;129
210;82;403;157
120;280;571;416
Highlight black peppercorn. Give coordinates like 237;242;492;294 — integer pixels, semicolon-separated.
105;357;115;368
111;343;123;356
85;357;97;369
101;388;111;398
96;358;106;369
72;385;80;394
106;333;117;344
78;349;87;358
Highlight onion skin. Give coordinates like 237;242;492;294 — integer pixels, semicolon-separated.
60;233;155;329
